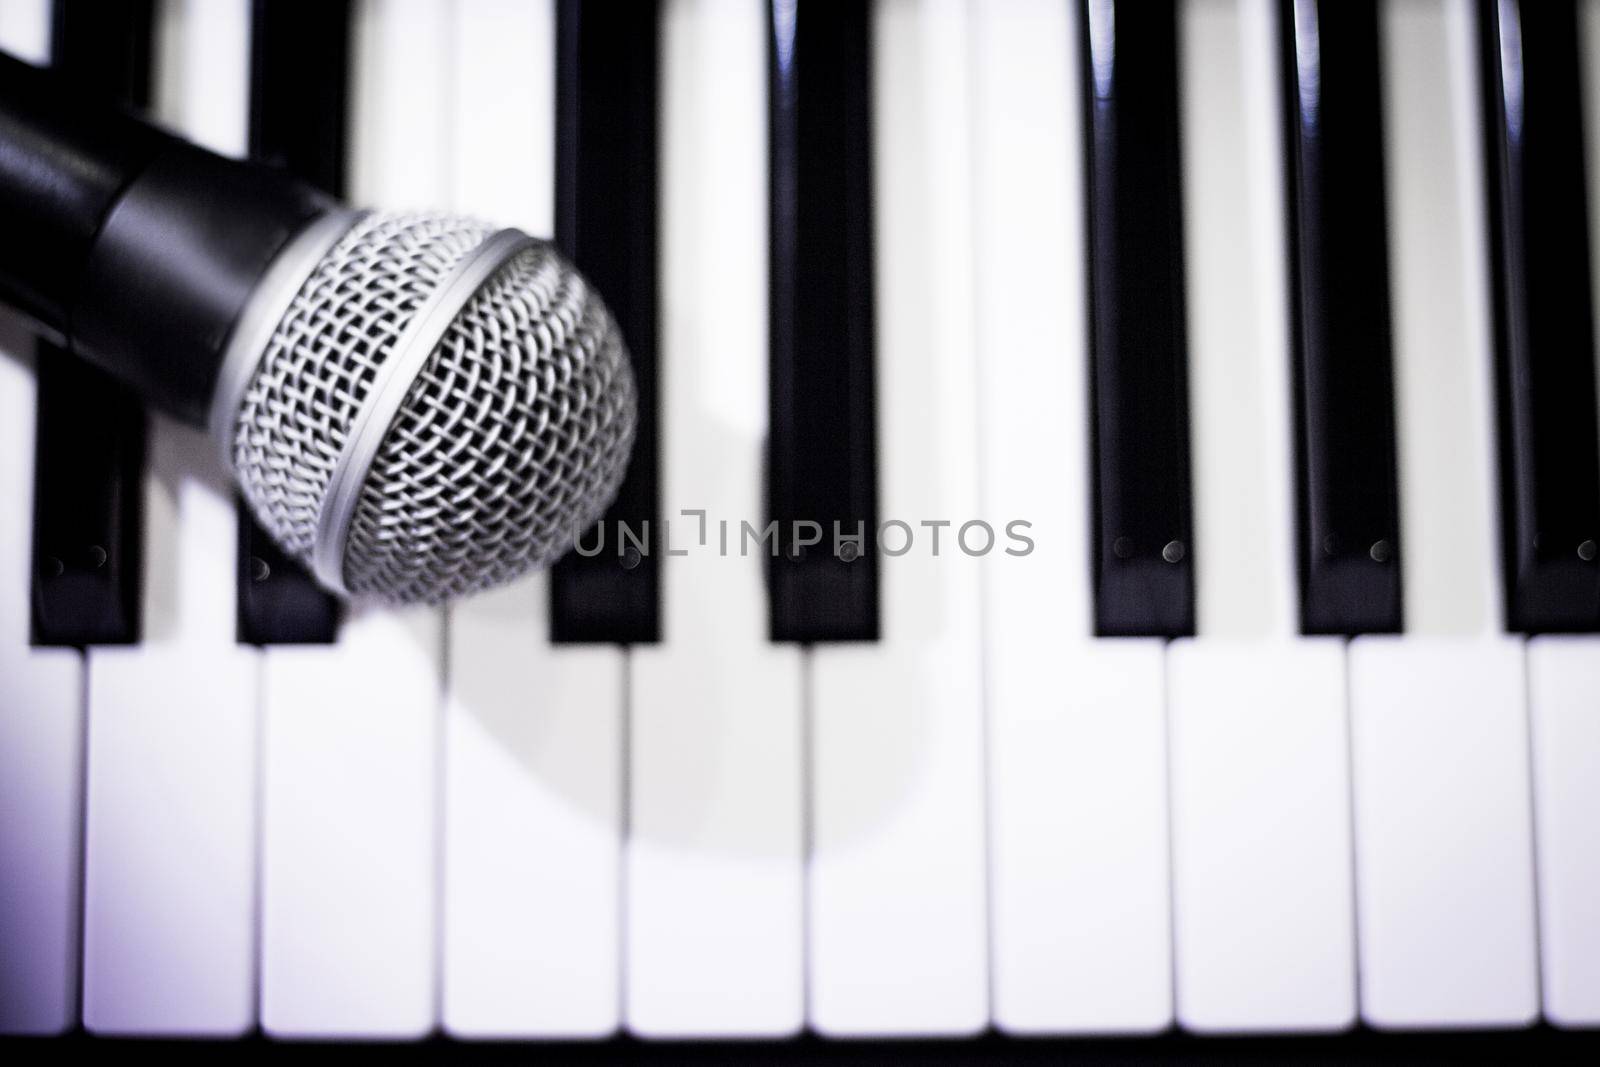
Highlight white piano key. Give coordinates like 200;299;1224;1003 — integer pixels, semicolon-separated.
259;609;441;1037
974;0;1171;1035
441;0;625;1039
808;0;986;1036
1167;642;1356;1032
81;427;258;1038
628;650;803;1037
972;0;1092;646
1182;0;1298;645
625;0;803;1037
987;642;1170;1034
1528;637;1600;1028
1383;0;1501;638
1342;0;1539;1032
0;307;83;1036
80;0;259;1035
444;584;622;1037
449;0;555;236
0;0;49;64
0;6;79;1038
151;0;249;159
0;656;81;1037
258;0;449;1037
347;0;451;211
1348;639;1539;1028
1169;0;1357;1033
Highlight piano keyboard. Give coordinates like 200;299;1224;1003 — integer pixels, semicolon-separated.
1;0;1598;1053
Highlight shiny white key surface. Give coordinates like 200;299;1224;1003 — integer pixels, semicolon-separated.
1169;0;1356;1034
808;0;986;1036
80;0;259;1035
1167;642;1356;1032
0;305;83;1036
1349;638;1538;1029
258;0;448;1037
442;0;624;1038
1529;637;1600;1027
975;0;1171;1035
626;0;803;1037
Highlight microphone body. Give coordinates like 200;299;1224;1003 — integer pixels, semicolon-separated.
0;49;638;606
0;50;334;426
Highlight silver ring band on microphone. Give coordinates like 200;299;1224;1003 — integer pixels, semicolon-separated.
207;207;365;460
310;227;538;594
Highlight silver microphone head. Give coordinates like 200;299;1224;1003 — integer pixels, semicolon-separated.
210;210;637;605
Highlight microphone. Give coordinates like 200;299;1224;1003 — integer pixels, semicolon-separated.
0;50;636;606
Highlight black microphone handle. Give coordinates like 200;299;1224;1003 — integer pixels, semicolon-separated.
0;49;336;425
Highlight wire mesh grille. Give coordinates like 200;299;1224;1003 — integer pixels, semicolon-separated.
341;243;635;602
228;210;636;603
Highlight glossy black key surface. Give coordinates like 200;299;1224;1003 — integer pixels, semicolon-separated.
1479;0;1600;633
550;0;661;644
1079;0;1195;638
1280;0;1403;635
29;0;153;647
234;0;349;645
766;0;878;643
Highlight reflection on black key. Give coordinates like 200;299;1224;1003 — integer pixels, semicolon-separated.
550;0;661;644
1479;0;1600;633
233;0;350;645
1280;0;1402;635
766;0;878;643
30;0;154;647
1079;0;1195;638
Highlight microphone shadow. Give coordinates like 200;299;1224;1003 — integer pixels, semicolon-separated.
438;572;625;849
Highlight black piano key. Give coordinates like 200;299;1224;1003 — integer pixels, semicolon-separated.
30;354;144;646
234;0;349;645
52;0;152;104
249;0;350;197
550;0;661;645
1078;0;1195;638
766;0;879;644
29;0;154;648
1280;0;1403;635
235;526;340;645
1479;0;1600;634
